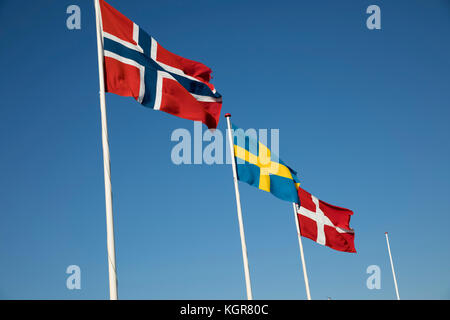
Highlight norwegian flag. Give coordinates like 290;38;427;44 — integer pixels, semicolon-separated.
98;0;222;129
295;187;356;253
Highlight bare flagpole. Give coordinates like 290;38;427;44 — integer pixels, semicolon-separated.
224;113;253;300
385;232;400;300
292;203;312;300
94;0;118;300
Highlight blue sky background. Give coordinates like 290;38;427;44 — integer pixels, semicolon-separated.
0;0;449;299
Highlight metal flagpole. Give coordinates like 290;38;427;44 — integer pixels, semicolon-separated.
224;113;253;300
292;203;312;300
94;0;118;300
385;232;400;300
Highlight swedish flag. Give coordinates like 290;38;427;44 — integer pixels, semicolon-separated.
232;124;300;203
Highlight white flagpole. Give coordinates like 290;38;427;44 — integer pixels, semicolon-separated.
224;113;253;300
385;232;400;300
94;0;118;300
292;203;312;300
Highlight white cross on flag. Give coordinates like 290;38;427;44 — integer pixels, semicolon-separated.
295;187;356;253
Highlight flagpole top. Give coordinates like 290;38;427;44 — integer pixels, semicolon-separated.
224;113;231;118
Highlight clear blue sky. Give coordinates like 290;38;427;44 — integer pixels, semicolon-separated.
0;0;449;300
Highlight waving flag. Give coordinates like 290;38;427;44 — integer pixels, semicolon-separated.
232;124;301;203
99;0;222;129
295;187;356;253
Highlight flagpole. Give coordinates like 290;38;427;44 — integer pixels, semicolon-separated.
385;232;400;300
224;113;253;300
94;0;118;300
292;203;312;300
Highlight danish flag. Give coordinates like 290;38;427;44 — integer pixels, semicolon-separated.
98;0;222;129
295;187;356;253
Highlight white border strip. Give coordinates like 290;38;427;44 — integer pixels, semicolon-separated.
103;31;143;53
191;94;222;103
150;37;157;60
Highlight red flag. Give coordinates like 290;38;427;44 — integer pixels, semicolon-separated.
99;0;222;129
295;187;356;253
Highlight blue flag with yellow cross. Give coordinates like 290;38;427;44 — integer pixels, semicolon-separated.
232;124;301;203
